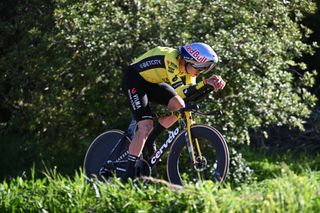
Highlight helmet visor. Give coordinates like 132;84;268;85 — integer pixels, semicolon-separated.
187;60;216;74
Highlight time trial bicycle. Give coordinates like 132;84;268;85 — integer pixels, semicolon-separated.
83;86;229;185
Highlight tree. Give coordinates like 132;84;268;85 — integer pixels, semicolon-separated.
53;0;318;143
0;0;318;176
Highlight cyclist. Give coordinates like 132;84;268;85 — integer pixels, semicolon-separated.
121;42;225;181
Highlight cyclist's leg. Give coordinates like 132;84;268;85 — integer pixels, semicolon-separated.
159;95;185;128
125;119;153;180
159;114;178;128
122;69;155;180
143;83;185;157
167;95;185;112
129;83;180;154
129;119;153;157
149;83;185;128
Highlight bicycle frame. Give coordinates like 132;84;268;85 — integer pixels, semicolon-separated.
103;107;198;173
147;75;206;168
105;83;212;171
147;106;200;168
148;125;181;167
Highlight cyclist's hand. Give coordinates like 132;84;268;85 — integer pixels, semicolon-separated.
204;75;226;92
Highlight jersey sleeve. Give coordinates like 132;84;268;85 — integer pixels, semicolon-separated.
164;54;208;99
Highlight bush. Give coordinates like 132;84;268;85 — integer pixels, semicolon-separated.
228;148;254;185
0;0;318;176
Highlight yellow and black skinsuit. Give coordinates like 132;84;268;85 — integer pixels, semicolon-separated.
122;46;208;121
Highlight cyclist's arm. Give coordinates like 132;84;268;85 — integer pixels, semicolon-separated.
167;70;209;99
185;75;196;84
180;81;211;100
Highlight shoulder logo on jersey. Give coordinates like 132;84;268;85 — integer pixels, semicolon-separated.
167;60;178;73
172;76;178;82
139;59;162;69
132;55;166;72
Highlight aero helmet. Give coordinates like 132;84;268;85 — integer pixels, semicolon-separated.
179;42;218;73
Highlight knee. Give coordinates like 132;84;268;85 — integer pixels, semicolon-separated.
136;120;153;139
168;95;185;112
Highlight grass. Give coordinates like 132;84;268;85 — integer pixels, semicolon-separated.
239;147;320;181
1;167;320;212
1;144;319;212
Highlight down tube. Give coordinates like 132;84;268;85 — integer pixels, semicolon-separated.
148;126;181;168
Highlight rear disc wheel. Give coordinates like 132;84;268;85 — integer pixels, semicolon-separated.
83;130;131;181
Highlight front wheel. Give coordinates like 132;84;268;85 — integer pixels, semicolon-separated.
167;125;229;185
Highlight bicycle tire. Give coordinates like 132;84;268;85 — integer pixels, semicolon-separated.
167;125;229;185
83;130;131;181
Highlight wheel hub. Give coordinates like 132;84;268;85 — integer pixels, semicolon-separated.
194;156;207;172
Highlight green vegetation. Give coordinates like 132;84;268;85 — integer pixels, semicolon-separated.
1;168;319;212
0;0;319;211
0;0;318;179
1;149;319;212
242;148;320;181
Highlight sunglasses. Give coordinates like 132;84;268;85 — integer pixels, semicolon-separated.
188;61;216;74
